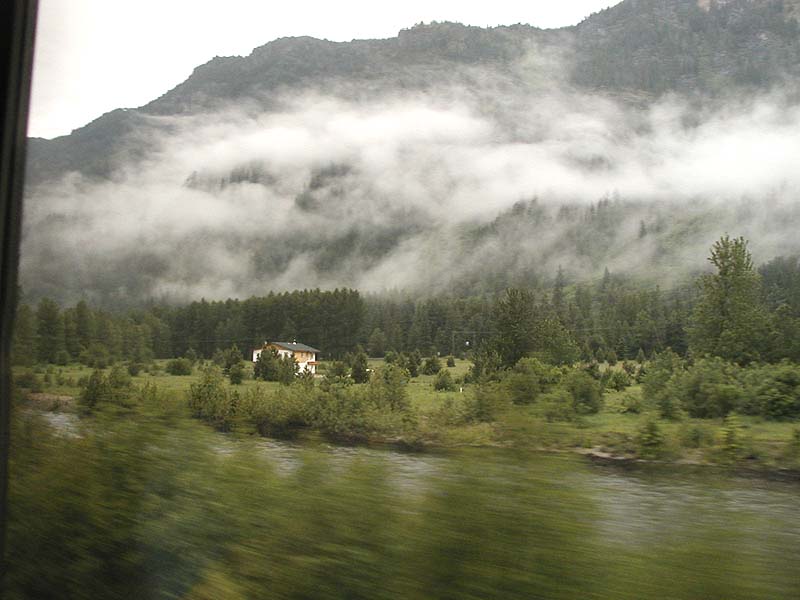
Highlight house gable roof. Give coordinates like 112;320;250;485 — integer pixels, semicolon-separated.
267;341;321;354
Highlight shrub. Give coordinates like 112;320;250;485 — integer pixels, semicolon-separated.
535;390;576;422
714;414;748;464
242;385;309;438
433;369;455;392
108;364;132;390
619;391;643;414
679;357;741;418
54;350;70;366
323;361;351;387
127;362;143;376
468;383;511;422
229;362;244;385
604;369;632;392
80;342;110;369
783;428;800;463
466;348;502;383
297;368;315;387
504;358;561;405
367;365;411;413
220;345;243;375
636;417;665;459
349;348;369;384
747;362;800;420
583;361;601;381
422;356;442;376
211;349;226;367
430;396;472;427
679;422;715;449
622;361;637;376
185;347;199;364
147;362;162;376
313;385;380;442
78;369;111;414
188;366;236;431
563;371;603;414
14;371;41;392
446;356;456;368
254;348;297;384
642;349;685;419
606;350;618;365
166;358;193;376
404;351;422;378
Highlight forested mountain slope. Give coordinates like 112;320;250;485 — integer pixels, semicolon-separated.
27;0;800;184
21;0;800;306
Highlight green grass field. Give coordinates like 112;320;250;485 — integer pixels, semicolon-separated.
18;358;473;410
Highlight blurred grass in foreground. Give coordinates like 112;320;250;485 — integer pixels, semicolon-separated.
4;384;799;599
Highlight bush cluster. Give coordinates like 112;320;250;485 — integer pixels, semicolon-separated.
189;364;416;442
166;358;193;376
643;352;800;420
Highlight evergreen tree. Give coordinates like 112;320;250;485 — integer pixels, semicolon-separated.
62;309;81;359
367;328;387;357
433;369;456;392
688;236;774;365
254;348;280;381
276;352;297;384
254;347;296;384
78;369;111;414
350;347;370;384
12;304;37;366
405;350;422;378
492;288;579;367
492;288;536;367
220;344;242;375
74;300;94;353
228;362;244;385
552;266;567;323
36;298;64;363
422;356;442;376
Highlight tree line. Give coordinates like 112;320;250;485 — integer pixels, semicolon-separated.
14;237;800;372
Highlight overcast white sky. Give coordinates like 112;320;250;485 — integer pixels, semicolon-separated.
29;0;619;139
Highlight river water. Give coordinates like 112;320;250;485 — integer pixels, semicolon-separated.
26;411;800;598
238;436;800;599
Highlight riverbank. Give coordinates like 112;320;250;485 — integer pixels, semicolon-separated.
14;358;800;473
10;391;800;600
19;382;800;483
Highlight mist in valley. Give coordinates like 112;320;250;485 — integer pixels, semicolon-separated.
20;21;800;306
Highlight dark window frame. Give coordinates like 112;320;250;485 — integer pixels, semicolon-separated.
0;0;39;574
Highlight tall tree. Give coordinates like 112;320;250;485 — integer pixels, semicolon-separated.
551;266;567;324
74;300;94;353
367;328;387;357
12;304;37;366
688;236;774;364
492;288;537;367
36;298;65;363
62;308;81;359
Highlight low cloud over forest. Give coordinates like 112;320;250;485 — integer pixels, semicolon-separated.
21;19;800;306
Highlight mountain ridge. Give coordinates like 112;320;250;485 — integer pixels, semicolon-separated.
27;0;800;185
19;0;800;306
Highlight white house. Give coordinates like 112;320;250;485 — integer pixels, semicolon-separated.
252;341;321;375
